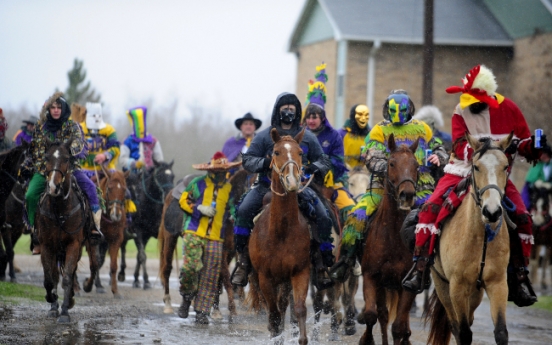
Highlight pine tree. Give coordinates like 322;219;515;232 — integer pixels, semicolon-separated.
64;58;101;105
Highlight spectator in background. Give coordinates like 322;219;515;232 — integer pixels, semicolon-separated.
413;105;453;152
338;104;371;169
13;116;38;146
222;112;261;175
0;108;13;152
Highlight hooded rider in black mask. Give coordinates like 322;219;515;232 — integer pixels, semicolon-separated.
231;92;335;289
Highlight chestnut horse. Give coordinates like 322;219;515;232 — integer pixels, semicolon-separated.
249;128;310;345
37;140;98;323
358;134;419;345
426;134;513;345
93;168;129;298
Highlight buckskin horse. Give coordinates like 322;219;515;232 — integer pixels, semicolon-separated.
128;160;174;289
358;134;420;345
425;133;513;345
0;142;28;282
37;139;98;323
93;167;129;298
249;128;311;345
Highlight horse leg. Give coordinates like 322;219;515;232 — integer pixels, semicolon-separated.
391;289;415;345
133;237;143;288
375;287;389;345
359;277;378;345
290;269;309;345
542;247;550;290
41;249;59;318
83;241;99;293
95;241;108;294
343;275;358;336
211;275;223;320
141;237;151;290
327;283;343;341
258;274;283;340
221;253;237;321
277;282;292;335
3;230;16;282
448;280;473;345
161;232;177;313
110;238;123;299
118;238;127;282
485;281;509;345
0;231;7;281
59;242;81;323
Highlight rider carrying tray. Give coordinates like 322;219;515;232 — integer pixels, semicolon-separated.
402;65;545;307
231;92;335;290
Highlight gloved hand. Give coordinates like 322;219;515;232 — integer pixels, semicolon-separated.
303;164;318;175
18;168;32;184
197;205;216;218
505;140;519;155
263;157;272;170
135;160;145;169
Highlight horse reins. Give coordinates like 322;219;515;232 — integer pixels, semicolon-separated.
141;167;173;204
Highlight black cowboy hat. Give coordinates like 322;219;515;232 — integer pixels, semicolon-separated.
22;116;39;125
234;112;262;130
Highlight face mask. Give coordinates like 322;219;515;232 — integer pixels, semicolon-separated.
280;110;295;124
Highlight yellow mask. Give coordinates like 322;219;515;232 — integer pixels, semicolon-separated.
354;105;370;129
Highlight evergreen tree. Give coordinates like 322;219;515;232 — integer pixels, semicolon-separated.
64;58;101;105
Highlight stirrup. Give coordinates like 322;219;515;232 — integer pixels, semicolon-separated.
329;257;353;283
402;262;428;294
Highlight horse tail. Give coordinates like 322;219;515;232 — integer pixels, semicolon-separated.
243;270;266;314
424;290;451;345
386;289;399;324
157;193;172;279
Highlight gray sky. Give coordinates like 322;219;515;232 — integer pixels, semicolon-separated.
0;0;305;125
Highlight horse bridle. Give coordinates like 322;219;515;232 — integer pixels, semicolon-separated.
469;146;506;209
270;156;312;196
103;177;125;218
45;168;71;200
141;166;174;204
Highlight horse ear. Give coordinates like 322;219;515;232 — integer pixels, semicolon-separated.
497;131;514;151
153;159;159;167
270;128;281;143
465;132;481;152
388;133;397;152
64;138;74;152
294;127;306;144
169;159;174;169
409;138;419;154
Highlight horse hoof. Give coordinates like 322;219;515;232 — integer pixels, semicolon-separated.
113;293;123;300
47;310;59;318
211;309;223;320
132;281;141;289
10;278;17;283
57;315;71;323
96;287;106;294
118;273;125;282
344;325;356;336
357;312;366;325
328;333;341;341
143;282;151;290
74;291;81;297
68;297;76;310
163;307;174;314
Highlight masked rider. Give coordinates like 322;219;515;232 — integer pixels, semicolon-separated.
330;90;448;281
338;104;371;169
19;92;103;255
231;92;335;289
402;65;543;307
303;63;356;223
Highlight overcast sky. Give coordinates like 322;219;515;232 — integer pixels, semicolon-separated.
0;0;305;125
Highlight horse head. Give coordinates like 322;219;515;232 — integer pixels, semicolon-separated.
44;138;73;197
530;180;552;226
152;160;175;194
270;128;304;193
467;132;513;225
1;141;29;181
101;166;129;222
387;133;419;210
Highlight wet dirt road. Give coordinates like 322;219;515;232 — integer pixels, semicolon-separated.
1;253;551;345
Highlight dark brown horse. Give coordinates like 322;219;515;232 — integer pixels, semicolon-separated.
37;140;98;323
0;143;29;282
249;128;310;345
93;168;129;298
358;134;419;345
158;170;254;320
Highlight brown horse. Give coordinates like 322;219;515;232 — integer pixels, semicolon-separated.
425;134;513;345
158;170;254;319
37;140;98;323
358;134;419;345
249;128;310;345
92;168;129;298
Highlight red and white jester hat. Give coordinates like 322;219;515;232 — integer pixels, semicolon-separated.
446;65;499;109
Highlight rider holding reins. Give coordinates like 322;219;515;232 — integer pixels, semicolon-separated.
231;92;335;290
402;65;545;307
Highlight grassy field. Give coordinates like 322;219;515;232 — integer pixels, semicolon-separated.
0;281;44;303
13;234;182;258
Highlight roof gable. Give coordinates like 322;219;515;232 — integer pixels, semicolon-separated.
484;0;552;38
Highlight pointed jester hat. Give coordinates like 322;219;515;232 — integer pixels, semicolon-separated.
446;65;499;109
192;151;242;172
126;106;152;142
303;63;328;119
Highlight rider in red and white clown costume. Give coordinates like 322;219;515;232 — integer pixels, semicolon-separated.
403;65;546;307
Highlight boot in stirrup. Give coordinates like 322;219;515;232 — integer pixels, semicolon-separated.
508;265;537;307
231;251;251;287
402;256;431;294
91;209;104;240
329;254;355;283
311;244;334;290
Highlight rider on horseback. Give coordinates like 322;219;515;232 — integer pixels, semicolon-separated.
402;65;544;307
338;104;371;170
303;63;356;224
13;116;38;146
330;90;448;282
0;109;13;153
19;92;104;255
231;92;335;289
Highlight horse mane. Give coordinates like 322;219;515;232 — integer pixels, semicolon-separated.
473;137;494;159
